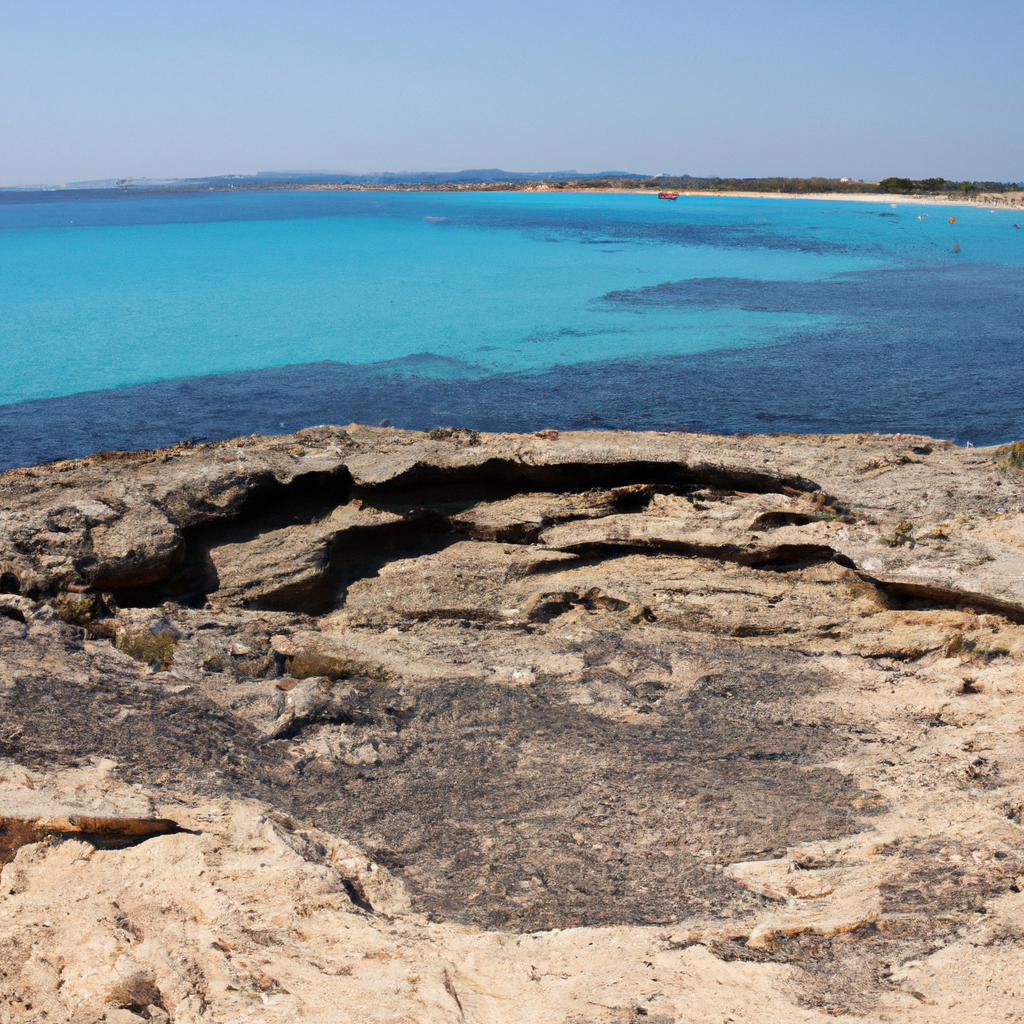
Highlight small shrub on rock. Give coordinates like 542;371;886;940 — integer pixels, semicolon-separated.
997;441;1024;471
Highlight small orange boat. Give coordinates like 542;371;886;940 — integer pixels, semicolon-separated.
658;191;680;200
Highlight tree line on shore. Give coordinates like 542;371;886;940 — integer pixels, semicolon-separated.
875;177;1021;195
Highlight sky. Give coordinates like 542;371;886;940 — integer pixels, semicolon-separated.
1;0;1022;186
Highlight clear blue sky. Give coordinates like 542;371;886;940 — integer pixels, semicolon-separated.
2;0;1021;186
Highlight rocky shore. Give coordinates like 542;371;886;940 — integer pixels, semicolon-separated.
1;426;1023;1023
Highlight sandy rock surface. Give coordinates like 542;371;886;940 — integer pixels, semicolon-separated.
1;426;1023;1022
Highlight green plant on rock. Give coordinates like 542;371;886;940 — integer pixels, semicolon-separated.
427;426;481;446
51;591;119;637
51;593;101;626
116;627;176;669
201;649;225;672
881;520;915;547
997;441;1024;471
945;632;971;656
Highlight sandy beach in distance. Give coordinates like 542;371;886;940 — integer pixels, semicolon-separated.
294;180;1023;210
670;190;1022;208
545;187;1023;209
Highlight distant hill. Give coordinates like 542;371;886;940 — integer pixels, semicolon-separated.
252;169;646;184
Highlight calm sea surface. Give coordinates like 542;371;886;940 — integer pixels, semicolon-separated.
1;189;1022;468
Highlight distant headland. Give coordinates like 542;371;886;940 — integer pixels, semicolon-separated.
6;170;1023;207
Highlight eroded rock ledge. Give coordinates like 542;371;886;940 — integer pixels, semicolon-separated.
1;427;1022;1023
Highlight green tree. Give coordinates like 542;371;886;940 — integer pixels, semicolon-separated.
878;177;914;193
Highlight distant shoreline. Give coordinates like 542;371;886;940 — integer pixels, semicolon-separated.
233;182;1024;210
5;179;1021;210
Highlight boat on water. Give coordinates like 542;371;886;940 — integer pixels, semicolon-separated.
658;191;680;200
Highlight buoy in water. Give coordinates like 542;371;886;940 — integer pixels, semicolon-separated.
948;216;956;224
952;242;961;253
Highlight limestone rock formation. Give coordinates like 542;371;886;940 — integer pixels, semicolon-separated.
1;426;1022;1022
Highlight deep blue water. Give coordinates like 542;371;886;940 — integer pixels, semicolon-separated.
1;188;1022;469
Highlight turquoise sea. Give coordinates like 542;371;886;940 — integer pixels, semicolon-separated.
1;189;1022;467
